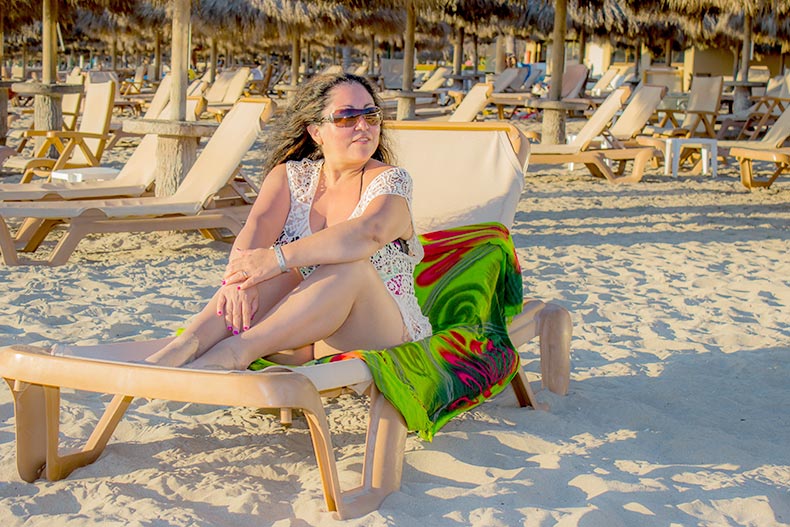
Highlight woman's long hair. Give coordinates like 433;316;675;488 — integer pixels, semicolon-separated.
261;73;394;176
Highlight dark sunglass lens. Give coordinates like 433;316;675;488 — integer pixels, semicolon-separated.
329;108;381;127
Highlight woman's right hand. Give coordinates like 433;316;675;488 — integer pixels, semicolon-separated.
216;282;259;334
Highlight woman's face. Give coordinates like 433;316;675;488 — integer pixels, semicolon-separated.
309;81;381;166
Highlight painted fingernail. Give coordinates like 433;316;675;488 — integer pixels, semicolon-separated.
227;326;233;331
243;326;249;331
237;286;241;290
221;280;226;285
233;330;239;335
217;310;222;316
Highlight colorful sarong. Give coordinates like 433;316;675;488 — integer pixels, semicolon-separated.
318;222;524;441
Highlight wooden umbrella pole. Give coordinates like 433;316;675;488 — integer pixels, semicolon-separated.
740;13;752;81
397;0;416;120
42;0;56;84
542;0;568;145
170;0;189;122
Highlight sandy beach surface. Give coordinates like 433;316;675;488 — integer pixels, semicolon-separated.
1;114;789;526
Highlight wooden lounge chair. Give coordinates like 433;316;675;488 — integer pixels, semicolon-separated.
8;72;85;153
446;82;494;122
87;71;142;116
0;96;230;202
0;98;274;266
633;75;723;173
379;66;453;112
529;87;657;184
203;67;252;120
119;65;147;96
717;74;790;140
729;146;790;189
1;81;115;184
0;121;572;520
489;63;590;120
603;84;668;144
721;106;790;188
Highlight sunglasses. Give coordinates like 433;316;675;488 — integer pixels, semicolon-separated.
320;107;383;128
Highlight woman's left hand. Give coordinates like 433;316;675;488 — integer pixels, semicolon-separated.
223;247;282;289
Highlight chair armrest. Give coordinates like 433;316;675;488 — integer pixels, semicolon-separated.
43;131;109;141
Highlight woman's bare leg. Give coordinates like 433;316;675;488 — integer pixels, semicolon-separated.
145;271;302;366
188;259;405;370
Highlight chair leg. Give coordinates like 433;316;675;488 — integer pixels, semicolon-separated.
536;303;572;396
6;380;49;482
0;218;20;265
335;385;407;519
5;379;132;482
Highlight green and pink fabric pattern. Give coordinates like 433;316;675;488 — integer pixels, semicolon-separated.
320;222;524;441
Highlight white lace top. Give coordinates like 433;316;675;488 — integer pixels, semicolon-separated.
273;158;432;341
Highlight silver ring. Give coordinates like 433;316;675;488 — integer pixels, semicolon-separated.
241;270;248;278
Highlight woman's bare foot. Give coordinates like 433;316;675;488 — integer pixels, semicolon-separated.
144;334;200;367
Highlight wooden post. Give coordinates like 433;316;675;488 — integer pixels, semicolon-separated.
665;38;672;67
154;29;162;80
740;14;752;81
209;36;218;83
0;11;5;79
396;0;416;120
472;34;479;74
154;0;194;198
452;26;464;89
368;34;376;76
42;0;56;84
169;0;189;122
542;0;568;145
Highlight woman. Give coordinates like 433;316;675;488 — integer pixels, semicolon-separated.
146;73;432;369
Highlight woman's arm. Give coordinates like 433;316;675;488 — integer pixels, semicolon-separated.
226;191;412;286
281;192;412;269
230;164;291;252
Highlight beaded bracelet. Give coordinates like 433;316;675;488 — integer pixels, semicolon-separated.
273;245;288;273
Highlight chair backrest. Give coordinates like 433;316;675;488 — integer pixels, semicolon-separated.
133;65;146;84
644;67;683;93
11;64;24;80
142;74;172;119
608;84;667;140
569;86;629;149
187;77;208;96
61;72;85;131
380;58;404;90
70;80;115;165
112;134;159;187
682;75;723;131
758;106;790;147
590;66;620;94
418;66;451;92
146;64;158;81
612;65;635;88
521;63;547;91
448;82;493;122
159;95;204;122
492;67;521;93
172;98;275;204
204;70;237;104
220;67;252;104
505;67;531;91
561;63;589;98
386;121;529;233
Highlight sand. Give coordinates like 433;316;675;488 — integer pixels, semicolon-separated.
0;113;788;526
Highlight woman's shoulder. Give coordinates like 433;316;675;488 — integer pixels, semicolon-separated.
367;161;411;181
365;162;413;198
